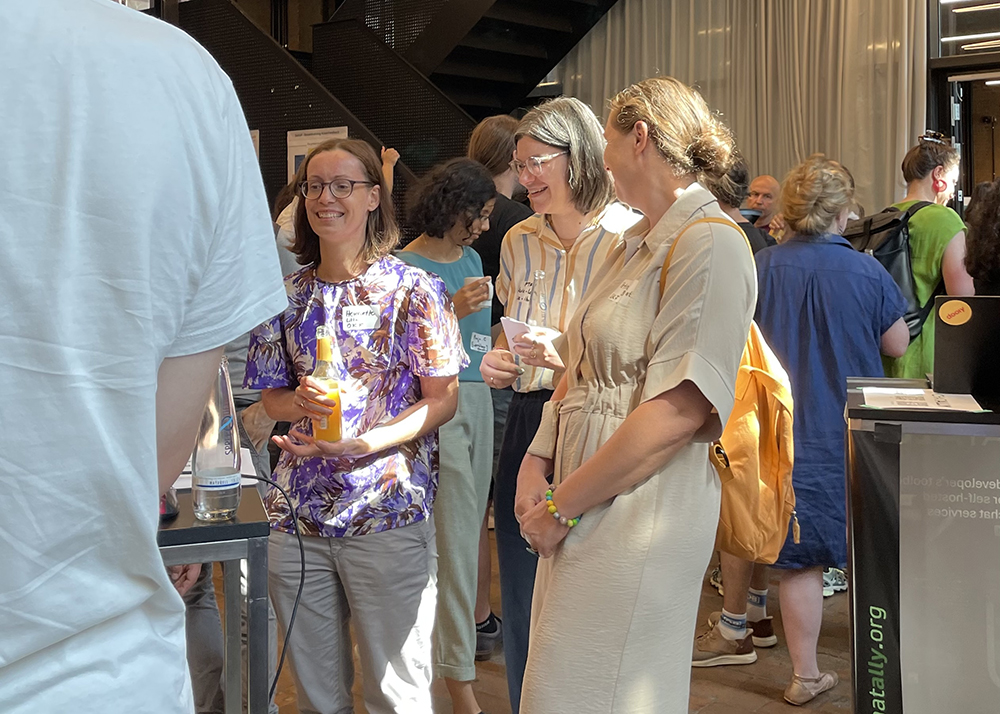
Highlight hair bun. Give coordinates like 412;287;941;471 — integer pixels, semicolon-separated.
687;124;735;181
609;77;736;182
688;137;712;171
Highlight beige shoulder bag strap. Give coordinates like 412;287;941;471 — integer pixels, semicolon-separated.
658;217;752;298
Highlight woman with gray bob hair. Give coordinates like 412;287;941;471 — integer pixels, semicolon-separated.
514;76;756;713
480;95;641;713
514;96;616;215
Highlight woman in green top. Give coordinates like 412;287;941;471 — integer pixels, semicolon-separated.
398;157;496;714
884;134;974;379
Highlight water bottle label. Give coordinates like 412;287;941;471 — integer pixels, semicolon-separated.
194;472;241;489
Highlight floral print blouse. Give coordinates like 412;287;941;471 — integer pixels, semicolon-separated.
245;257;468;537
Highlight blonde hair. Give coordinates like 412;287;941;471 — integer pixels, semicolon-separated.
781;154;855;236
515;97;616;215
608;76;736;183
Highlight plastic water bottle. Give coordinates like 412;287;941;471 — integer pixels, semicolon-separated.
192;356;242;521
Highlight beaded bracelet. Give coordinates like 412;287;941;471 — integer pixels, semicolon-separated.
545;488;581;528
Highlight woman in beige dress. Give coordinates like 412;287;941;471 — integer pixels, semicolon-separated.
514;77;757;713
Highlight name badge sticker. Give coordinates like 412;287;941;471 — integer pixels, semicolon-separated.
342;305;379;332
470;332;491;353
515;281;533;306
608;279;636;305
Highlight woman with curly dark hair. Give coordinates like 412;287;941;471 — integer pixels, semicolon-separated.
398;157;497;714
965;180;1000;295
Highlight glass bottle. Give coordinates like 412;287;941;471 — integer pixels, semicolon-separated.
525;269;548;327
311;325;342;442
192;356;242;521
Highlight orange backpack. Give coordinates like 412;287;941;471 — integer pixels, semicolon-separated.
660;217;798;564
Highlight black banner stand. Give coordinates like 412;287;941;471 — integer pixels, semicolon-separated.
847;420;903;714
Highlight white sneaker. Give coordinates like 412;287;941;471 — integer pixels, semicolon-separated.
822;568;848;597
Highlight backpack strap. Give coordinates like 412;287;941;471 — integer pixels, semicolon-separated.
896;200;938;337
879;200;932;219
902;200;934;220
659;217;752;299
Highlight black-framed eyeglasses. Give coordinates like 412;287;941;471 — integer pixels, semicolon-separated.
919;130;953;147
299;179;374;200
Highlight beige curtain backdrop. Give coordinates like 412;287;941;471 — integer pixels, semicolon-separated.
555;0;927;213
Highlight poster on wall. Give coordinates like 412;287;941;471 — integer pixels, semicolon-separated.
250;129;260;160
287;127;348;181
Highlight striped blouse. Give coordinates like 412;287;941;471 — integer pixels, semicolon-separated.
497;202;643;392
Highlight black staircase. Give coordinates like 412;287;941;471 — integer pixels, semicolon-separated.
317;0;619;120
175;0;417;209
159;0;619;199
311;19;475;178
426;0;618;119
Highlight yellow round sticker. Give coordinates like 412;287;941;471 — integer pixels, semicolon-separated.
939;299;972;326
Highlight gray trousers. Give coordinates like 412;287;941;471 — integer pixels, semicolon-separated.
268;519;437;714
434;382;493;681
184;564;225;714
183;557;280;714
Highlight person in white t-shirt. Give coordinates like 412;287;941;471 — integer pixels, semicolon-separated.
0;1;288;712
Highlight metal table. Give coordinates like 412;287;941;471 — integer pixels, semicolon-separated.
159;489;270;714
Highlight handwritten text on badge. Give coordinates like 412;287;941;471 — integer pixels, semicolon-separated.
608;280;636;305
470;332;491;353
515;281;533;305
342;305;379;332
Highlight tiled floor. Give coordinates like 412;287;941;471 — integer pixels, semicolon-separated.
250;546;853;713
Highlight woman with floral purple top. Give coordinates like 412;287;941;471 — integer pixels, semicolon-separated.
244;139;468;714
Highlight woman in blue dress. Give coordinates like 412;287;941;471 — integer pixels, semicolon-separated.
754;155;909;705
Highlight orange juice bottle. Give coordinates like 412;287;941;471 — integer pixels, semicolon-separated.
312;326;342;442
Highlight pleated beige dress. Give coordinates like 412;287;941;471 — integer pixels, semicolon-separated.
520;184;756;714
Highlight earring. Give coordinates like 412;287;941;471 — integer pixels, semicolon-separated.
932;179;947;194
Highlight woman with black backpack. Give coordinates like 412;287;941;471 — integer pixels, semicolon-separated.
883;133;974;379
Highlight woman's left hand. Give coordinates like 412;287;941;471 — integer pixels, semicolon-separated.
519;499;569;558
511;330;564;371
272;430;373;459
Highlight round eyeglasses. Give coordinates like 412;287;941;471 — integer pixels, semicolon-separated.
299;179;374;200
509;151;568;177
